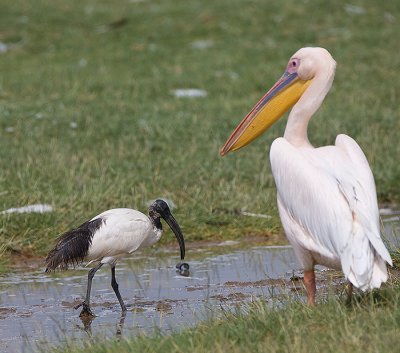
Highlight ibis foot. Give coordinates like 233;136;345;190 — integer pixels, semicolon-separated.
75;302;95;317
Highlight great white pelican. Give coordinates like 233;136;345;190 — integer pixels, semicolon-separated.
220;47;392;304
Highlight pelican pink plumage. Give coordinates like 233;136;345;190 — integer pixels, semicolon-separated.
221;47;392;304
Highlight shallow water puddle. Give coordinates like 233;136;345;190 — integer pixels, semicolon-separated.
0;245;309;352
381;208;400;247
0;211;398;353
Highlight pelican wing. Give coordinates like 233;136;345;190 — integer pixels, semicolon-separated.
334;134;391;264
270;135;391;290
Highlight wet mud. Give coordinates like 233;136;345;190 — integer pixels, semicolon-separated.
0;213;398;353
0;245;338;353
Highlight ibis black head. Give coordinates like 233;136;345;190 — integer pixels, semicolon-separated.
149;199;185;260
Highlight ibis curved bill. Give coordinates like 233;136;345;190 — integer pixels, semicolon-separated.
45;199;185;316
220;47;392;304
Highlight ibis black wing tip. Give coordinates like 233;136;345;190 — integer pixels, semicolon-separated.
45;218;104;271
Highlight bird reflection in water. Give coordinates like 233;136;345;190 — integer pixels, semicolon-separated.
77;311;127;338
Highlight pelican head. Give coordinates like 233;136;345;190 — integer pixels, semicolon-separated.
220;47;336;155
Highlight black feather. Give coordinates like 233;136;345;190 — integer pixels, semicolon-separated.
45;218;104;271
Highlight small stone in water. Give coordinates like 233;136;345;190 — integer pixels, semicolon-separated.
176;262;190;277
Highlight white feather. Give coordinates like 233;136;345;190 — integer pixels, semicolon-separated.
86;208;162;265
270;134;391;290
221;48;392;301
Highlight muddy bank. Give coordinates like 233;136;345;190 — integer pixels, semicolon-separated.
0;211;398;353
0;244;314;353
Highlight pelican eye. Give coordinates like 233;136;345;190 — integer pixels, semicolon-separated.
287;58;299;74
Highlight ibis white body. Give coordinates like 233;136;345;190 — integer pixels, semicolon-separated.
87;208;163;266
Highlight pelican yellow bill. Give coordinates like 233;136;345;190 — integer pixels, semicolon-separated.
220;72;311;156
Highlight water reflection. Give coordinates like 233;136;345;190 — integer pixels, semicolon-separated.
76;311;127;338
0;245;300;352
0;211;398;353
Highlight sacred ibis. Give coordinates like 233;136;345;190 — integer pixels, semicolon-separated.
46;199;185;316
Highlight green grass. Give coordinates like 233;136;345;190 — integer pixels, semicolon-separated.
54;282;400;353
0;0;399;261
1;1;400;351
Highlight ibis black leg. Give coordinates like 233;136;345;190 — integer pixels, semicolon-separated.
111;265;127;312
75;262;103;317
116;311;127;337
